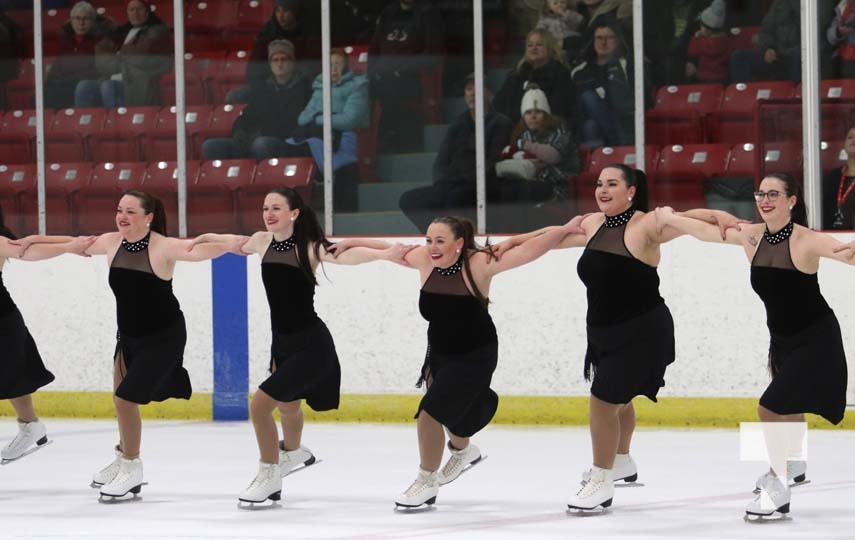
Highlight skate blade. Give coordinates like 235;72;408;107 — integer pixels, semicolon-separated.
394;497;437;512
744;509;792;523
752;478;810;494
0;439;53;465
567;498;613;515
438;454;488;486
580;473;643;488
282;458;322;478
237;493;282;511
98;482;148;503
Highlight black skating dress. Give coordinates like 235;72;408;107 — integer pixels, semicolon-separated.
0;266;55;399
257;236;340;411
576;208;675;404
109;233;191;404
751;221;848;424
416;256;499;438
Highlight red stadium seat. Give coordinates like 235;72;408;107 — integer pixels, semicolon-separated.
651;143;730;208
821;140;847;174
191;159;255;234
76;162;147;234
159;71;207;106
707;81;796;142
47;107;106;163
4;59;35;111
344;45;369;74
0;163;36;235
148;105;212;161
0;109;48;164
17;162;93;234
236;157;314;233
212;50;250;103
646;84;724;145
185;1;238;33
149;1;174;29
724;142;802;179
89;106;159;163
235;0;270;30
728;26;760;51
197;104;246;157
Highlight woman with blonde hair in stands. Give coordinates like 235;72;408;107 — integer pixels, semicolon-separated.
492;28;575;124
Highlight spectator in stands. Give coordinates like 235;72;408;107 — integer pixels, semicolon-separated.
202;40;311;162
44;2;115;109
399;73;512;232
685;0;732;83
330;0;386;46
822;126;855;230
571;21;638;147
642;0;708;86
729;0;800;83
287;48;369;212
493;29;575;125
76;0;171;107
536;0;585;59
577;0;633;59
368;0;444;153
0;8;21;110
495;86;580;206
244;0;319;94
827;0;855;79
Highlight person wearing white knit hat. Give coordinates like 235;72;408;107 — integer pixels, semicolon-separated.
520;86;551;116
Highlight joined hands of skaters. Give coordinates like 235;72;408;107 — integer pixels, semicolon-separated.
832;240;855;262
331;238;416;267
654;207;749;239
12;235;97;258
490;213;591;261
188;235;250;255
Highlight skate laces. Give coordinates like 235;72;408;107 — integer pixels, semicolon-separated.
403;471;435;497
575;470;607;498
442;446;475;478
247;465;277;490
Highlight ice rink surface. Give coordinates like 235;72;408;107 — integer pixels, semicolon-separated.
1;420;853;540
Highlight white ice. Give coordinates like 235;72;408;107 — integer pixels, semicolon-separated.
1;420;853;540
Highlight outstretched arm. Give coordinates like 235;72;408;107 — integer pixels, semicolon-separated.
329;237;393;256
168;236;249;262
16;236;96;261
191;232;261;255
655;207;745;245
492;213;590;257
320;243;414;266
679;208;751;240
824;233;855;265
484;222;576;276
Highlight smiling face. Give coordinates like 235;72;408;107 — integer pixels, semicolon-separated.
425;222;464;269
754;176;796;224
263;192;299;234
595;166;635;215
525;32;549;66
116;194;151;238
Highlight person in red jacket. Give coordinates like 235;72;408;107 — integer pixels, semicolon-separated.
685;0;732;83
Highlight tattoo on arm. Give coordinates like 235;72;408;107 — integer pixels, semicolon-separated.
748;236;757;246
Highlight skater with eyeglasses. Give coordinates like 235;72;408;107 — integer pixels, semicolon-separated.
656;172;850;518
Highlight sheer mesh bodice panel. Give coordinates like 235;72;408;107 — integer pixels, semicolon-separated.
419;263;497;355
0;272;16;316
577;219;664;326
108;237;181;337
750;228;831;336
261;239;319;334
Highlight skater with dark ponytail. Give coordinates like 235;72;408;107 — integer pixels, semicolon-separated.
191;186;410;506
82;190;246;501
391;214;579;509
658;172;851;518
0;205;94;464
495;164;746;512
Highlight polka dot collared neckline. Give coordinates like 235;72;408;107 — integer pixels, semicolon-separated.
604;207;636;228
272;235;296;252
763;221;794;245
121;232;150;252
436;257;463;276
